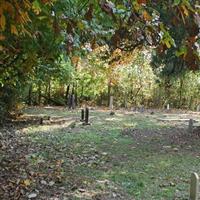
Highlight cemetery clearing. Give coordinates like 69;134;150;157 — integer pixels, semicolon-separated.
1;107;200;199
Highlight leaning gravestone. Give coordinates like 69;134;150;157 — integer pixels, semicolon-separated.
188;119;193;134
190;172;199;200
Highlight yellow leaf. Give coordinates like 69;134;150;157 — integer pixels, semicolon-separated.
23;0;32;9
77;21;85;30
0;14;6;31
181;5;189;16
165;40;171;48
11;24;18;35
0;45;3;51
23;179;31;186
143;10;152;21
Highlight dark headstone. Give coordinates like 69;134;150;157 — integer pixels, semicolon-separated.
188;119;193;133
110;111;115;115
40;118;43;125
83;107;90;125
80;109;85;122
72;94;75;109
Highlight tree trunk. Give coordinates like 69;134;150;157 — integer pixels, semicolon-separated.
48;80;51;105
179;77;183;108
65;85;70;105
107;81;112;107
38;83;42;106
28;84;32;105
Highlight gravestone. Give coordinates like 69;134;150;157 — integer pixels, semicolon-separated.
188;119;193;133
167;104;170;110
40;117;43;125
68;94;75;109
197;105;200;112
190;172;199;200
140;105;144;112
83;107;90;125
109;96;114;110
72;94;75;109
80;109;84;122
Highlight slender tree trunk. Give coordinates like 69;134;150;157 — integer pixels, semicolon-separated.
47;80;51;105
38;83;42;106
28;84;32;105
107;81;112;107
65;85;70;104
179;77;183;108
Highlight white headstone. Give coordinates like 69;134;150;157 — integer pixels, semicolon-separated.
167;104;170;110
190;172;199;200
109;96;113;110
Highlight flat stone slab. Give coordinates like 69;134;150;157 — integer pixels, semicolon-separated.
157;118;198;122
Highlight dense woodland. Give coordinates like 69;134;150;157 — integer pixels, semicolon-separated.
0;0;200;118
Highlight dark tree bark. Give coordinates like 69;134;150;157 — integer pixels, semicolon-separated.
65;85;70;105
28;84;32;105
48;80;51;105
107;81;112;107
38;83;42;106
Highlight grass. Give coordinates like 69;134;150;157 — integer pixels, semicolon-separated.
22;107;200;199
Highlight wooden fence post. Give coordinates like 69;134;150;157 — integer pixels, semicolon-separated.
190;172;199;200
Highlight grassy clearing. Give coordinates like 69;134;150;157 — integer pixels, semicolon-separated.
21;108;200;199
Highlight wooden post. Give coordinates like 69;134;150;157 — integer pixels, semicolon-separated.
83;107;90;125
190;172;199;200
80;109;84;122
188;119;193;134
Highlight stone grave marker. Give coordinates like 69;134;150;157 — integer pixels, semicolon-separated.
188;119;193;133
109;96;114;110
167;104;170;110
83;107;90;125
80;108;85;122
190;172;199;200
197;105;200;112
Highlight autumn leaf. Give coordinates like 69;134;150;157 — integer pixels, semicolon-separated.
181;5;189;17
11;24;18;35
143;10;151;21
0;14;6;31
23;179;31;186
3;2;14;18
137;0;147;5
0;34;5;40
32;0;41;15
